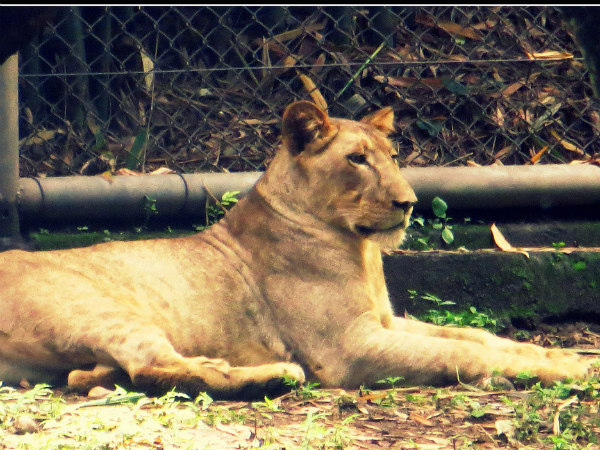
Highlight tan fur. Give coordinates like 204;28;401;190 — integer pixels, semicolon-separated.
0;101;591;397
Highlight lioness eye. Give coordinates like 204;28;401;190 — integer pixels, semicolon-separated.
346;153;368;165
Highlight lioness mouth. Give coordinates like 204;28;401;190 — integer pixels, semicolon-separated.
356;222;405;236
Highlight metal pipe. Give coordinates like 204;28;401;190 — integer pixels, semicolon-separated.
18;172;262;223
16;164;600;224
0;54;22;243
400;164;600;210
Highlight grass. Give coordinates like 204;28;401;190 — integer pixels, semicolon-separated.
0;367;599;450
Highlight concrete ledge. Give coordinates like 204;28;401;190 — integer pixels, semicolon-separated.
384;249;600;321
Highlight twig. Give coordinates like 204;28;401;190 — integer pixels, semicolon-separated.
455;366;481;392
335;41;386;99
552;395;579;435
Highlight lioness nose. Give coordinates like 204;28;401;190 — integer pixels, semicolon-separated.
392;200;416;213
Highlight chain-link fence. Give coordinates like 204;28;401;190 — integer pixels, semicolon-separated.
16;6;600;177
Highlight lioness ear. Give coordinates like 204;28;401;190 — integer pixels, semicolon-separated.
360;107;395;135
282;101;336;155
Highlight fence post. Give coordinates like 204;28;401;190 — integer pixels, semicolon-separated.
0;53;25;250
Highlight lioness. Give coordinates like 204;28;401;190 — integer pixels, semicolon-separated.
0;101;591;397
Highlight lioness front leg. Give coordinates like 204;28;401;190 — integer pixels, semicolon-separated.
392;317;580;361
336;312;590;388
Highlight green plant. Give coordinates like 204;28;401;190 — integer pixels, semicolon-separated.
283;376;322;400
408;196;454;249
371;376;406;407
431;196;454;245
500;378;600;447
194;391;214;410
298;411;353;450
154;388;191;405
126;130;148;170
513;371;537;389
408;290;503;332
252;395;283;412
195;190;240;230
376;376;404;389
404;393;427;405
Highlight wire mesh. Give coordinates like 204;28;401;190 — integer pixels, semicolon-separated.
15;6;600;177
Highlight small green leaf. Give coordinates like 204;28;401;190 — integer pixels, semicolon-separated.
470;406;486;418
92;130;107;151
417;237;430;248
441;227;454;244
143;195;158;214
416;119;443;137
442;78;468;96
431;197;448;219
126;130;148;170
572;261;587;271
412;217;425;227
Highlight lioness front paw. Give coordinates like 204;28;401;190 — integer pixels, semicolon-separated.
537;356;593;385
271;362;306;385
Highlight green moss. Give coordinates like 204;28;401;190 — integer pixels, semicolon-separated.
30;229;194;251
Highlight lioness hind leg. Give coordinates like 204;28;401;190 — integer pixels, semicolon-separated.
128;356;305;398
82;324;305;397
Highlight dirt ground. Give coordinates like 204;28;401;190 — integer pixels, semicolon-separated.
0;323;599;450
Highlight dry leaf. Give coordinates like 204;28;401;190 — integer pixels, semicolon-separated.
271;22;325;43
410;412;434;426
258;40;288;57
501;81;524;97
530;145;549;164
491;223;529;258
140;49;154;91
416;14;483;41
436;21;484;41
491;106;505;127
150;167;176;175
495;419;519;446
298;73;327;110
553;395;579;434
494;145;513;161
87;115;101;135
310;53;326;75
261;39;271;80
19;128;65;146
525;50;574;61
374;75;443;89
472;19;498;30
115;168;140;176
550;129;584;155
282;55;296;68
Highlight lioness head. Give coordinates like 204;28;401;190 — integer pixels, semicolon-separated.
263;101;417;249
